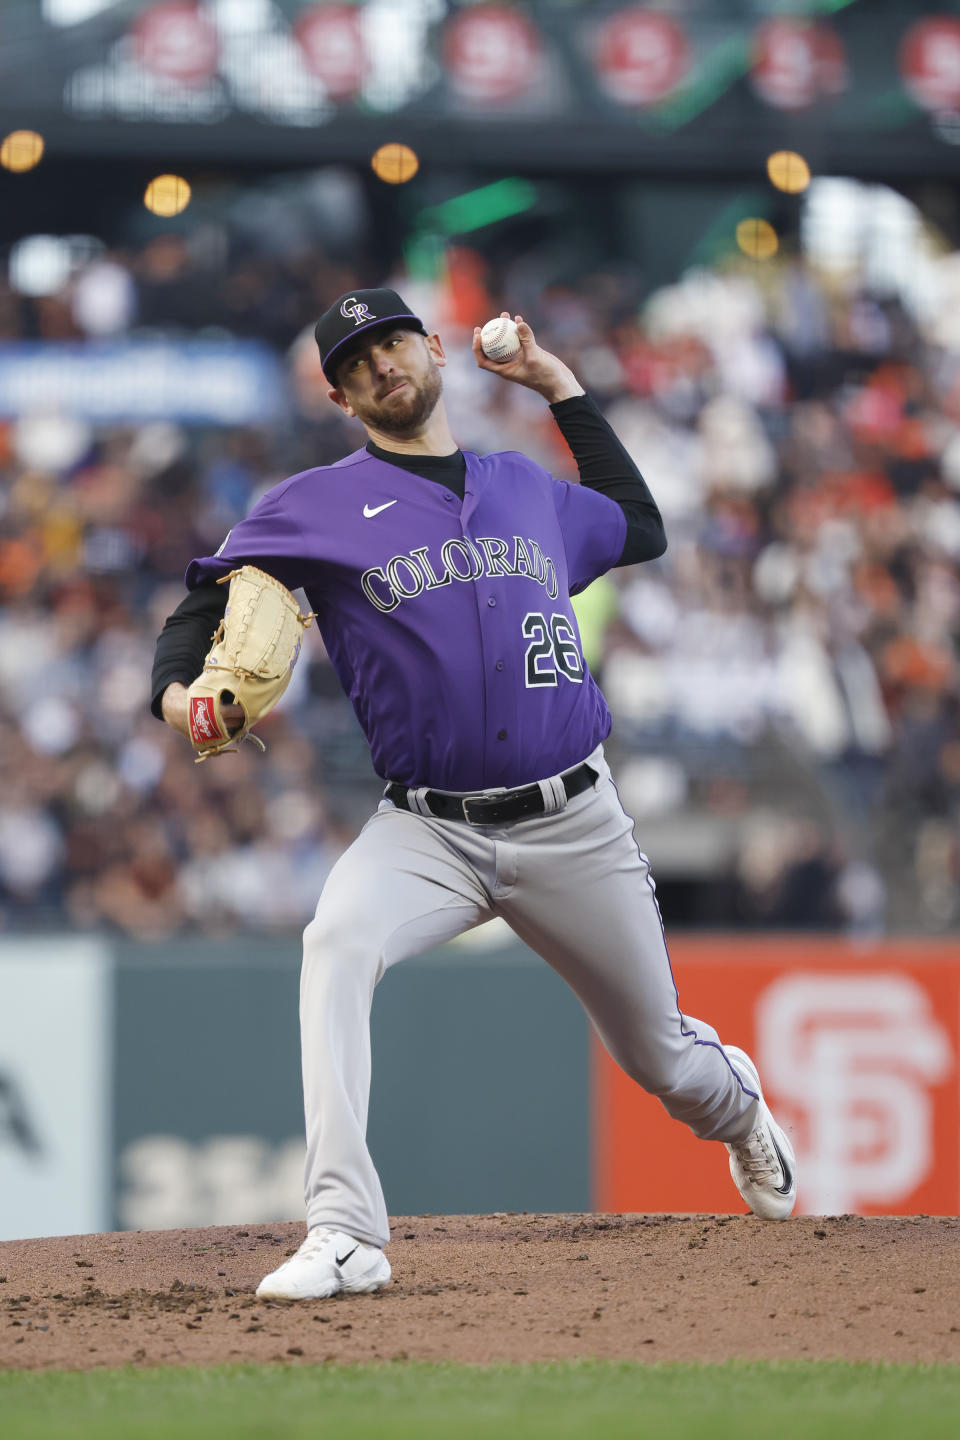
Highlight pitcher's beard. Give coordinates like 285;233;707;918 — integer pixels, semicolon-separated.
356;363;443;439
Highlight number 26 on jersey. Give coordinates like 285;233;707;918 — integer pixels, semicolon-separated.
522;612;584;688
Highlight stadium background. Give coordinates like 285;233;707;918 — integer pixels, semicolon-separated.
2;0;960;1242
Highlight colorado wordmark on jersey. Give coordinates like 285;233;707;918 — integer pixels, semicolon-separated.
186;446;626;792
361;532;559;614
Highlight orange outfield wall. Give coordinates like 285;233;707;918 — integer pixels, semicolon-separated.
592;937;960;1217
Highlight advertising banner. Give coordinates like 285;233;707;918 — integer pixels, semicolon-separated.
0;341;289;425
1;2;952;182
6;933;959;1240
593;938;960;1217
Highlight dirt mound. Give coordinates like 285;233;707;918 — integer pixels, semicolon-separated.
3;1214;960;1370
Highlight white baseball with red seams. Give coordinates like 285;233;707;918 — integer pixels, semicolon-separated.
480;316;521;361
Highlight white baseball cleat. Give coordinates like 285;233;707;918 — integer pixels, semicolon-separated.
723;1046;797;1221
255;1227;391;1301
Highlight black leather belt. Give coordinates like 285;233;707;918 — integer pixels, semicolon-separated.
385;762;596;826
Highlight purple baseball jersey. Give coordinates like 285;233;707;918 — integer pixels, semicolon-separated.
186;447;626;790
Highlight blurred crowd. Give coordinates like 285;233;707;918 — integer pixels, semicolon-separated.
1;213;959;937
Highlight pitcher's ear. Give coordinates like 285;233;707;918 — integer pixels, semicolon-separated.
328;387;355;417
426;332;446;366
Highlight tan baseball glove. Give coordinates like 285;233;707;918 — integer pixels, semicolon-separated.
186;566;315;762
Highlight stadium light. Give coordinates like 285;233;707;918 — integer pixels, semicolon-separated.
371;143;419;184
1;131;45;173
767;150;811;194
736;217;778;260
144;174;192;217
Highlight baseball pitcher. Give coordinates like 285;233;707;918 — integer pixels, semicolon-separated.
152;288;796;1301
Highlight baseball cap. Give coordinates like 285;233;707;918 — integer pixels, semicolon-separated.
315;288;428;384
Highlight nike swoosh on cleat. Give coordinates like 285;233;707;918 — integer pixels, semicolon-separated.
363;501;397;518
771;1136;794;1195
335;1246;359;1267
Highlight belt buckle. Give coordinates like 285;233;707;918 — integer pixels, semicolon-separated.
461;787;507;826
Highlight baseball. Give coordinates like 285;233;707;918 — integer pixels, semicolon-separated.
480;316;521;362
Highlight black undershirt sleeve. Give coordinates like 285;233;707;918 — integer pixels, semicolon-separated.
150;581;226;720
549;393;666;566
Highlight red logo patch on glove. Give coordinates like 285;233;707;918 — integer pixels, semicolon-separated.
189;696;223;745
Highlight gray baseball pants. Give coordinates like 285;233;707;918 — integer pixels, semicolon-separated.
300;744;760;1248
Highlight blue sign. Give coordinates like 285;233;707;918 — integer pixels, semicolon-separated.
0;340;289;424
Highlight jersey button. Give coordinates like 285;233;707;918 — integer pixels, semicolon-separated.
443;493;455;502
497;729;507;741
495;660;504;671
487;597;497;607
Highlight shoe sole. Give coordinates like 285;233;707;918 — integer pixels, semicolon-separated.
341;1269;391;1295
256;1258;391;1302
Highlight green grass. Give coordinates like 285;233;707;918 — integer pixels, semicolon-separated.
2;1361;960;1439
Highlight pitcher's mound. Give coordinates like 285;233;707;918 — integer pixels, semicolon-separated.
3;1213;959;1370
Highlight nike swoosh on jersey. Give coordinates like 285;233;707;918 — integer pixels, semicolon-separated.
363;500;398;518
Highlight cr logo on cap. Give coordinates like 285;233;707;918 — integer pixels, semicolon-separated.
340;296;376;326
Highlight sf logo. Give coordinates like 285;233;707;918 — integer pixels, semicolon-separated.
340;296;376;326
756;974;952;1214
